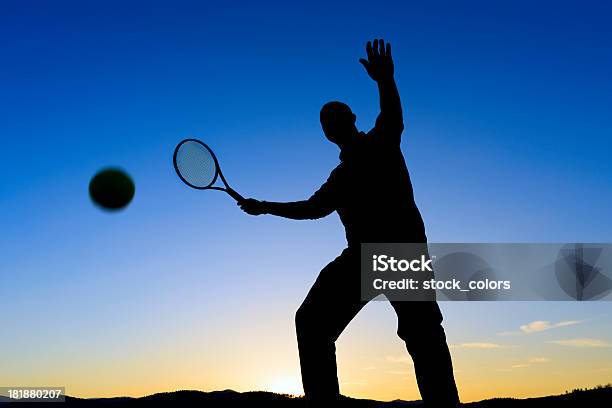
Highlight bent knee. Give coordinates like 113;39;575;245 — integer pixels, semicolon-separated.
399;323;447;351
295;305;314;334
295;305;337;343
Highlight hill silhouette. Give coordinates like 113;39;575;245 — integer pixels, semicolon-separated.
1;385;610;407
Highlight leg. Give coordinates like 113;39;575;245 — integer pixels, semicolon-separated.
391;301;460;408
295;250;365;402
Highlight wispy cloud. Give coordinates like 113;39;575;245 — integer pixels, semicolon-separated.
519;320;581;334
499;320;581;336
451;342;504;349
363;366;377;371
511;357;551;369
550;338;612;348
527;357;551;364
385;355;412;363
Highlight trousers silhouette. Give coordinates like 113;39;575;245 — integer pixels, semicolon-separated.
295;248;460;407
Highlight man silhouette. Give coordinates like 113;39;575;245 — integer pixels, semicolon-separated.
239;39;460;407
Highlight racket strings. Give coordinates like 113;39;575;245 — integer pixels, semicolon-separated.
175;141;217;188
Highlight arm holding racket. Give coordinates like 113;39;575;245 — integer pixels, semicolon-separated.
239;176;336;219
359;39;404;141
240;198;333;219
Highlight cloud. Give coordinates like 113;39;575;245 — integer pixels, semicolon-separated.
527;357;551;364
519;320;581;334
385;355;412;363
550;338;612;348
510;357;551;369
363;366;377;371
451;342;504;349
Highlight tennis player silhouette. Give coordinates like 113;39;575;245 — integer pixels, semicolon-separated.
239;39;460;407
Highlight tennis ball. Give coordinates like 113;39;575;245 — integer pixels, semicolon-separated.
89;167;135;211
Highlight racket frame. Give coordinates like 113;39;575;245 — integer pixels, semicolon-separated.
173;138;244;202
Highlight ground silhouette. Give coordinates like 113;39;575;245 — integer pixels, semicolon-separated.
1;385;610;407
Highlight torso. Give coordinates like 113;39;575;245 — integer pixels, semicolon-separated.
333;132;426;247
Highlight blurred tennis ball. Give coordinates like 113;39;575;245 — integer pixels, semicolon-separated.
89;167;135;211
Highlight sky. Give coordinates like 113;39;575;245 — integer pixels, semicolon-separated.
1;0;612;403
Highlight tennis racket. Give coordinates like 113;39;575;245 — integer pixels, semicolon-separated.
173;138;244;202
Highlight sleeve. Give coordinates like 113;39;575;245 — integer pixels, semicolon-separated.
263;169;338;220
372;110;404;145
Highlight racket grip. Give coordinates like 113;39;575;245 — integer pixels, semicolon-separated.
226;188;245;203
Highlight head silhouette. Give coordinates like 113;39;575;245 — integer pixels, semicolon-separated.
320;101;357;147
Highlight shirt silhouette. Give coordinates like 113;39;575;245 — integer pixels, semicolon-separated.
240;39;460;407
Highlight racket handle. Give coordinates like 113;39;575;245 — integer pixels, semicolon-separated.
226;188;245;203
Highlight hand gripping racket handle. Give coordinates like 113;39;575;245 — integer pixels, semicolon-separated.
226;188;245;203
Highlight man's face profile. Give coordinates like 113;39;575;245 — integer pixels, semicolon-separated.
320;101;357;146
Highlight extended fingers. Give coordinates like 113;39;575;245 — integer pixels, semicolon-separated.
365;40;373;60
366;38;390;58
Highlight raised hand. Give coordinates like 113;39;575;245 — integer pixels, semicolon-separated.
359;39;394;82
238;198;267;215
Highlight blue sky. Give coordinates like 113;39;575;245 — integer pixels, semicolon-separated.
1;0;612;401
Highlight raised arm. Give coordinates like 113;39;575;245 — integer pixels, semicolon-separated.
359;39;404;140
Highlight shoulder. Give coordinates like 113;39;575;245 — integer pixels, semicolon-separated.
365;126;400;149
329;162;345;178
365;114;403;147
375;111;404;131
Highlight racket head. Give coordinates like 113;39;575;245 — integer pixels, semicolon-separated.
173;139;220;189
